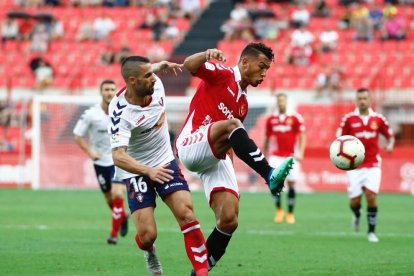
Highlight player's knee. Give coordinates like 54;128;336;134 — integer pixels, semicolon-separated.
217;214;238;233
176;205;196;226
111;190;123;199
225;118;243;134
136;231;157;249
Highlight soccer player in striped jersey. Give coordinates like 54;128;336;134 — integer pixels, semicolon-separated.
264;93;306;224
336;87;394;242
110;56;208;276
175;43;294;274
73;80;128;245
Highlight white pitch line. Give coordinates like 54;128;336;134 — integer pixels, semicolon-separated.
1;225;414;238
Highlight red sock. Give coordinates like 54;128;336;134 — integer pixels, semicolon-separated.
181;220;208;275
110;198;126;237
135;234;154;251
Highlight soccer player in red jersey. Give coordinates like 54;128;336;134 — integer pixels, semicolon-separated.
176;43;294;274
337;88;394;242
264;93;306;224
73;80;128;245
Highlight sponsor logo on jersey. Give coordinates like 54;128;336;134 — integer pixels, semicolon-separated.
140;112;166;134
205;62;215;71
351;123;362;128
239;103;247;117
158;97;164;107
370;120;378;130
355;131;377;139
111;133;121;142
218;102;234;119
272;125;292;132
286;117;293;125
136;193;143;203
202;115;212;126
135;115;146;125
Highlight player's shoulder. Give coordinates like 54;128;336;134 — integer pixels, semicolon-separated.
341;111;356;121
290;111;305;122
371;111;388;122
109;87;128;117
153;74;165;96
81;103;100;119
206;62;234;76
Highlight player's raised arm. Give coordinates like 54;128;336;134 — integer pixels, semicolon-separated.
112;146;173;184
151;61;183;76
183;49;226;73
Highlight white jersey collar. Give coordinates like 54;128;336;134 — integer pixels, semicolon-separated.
354;108;374;116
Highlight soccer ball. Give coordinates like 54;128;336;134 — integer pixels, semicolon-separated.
329;135;365;170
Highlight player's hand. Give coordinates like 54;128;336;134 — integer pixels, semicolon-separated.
385;144;393;154
148;165;174;184
205;49;226;62
294;153;303;162
158;61;183;76
88;150;101;161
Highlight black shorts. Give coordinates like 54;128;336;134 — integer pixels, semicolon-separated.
93;164;123;193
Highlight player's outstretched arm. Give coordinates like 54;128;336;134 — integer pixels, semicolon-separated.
183;49;226;73
152;61;183;76
386;136;395;153
295;132;306;162
112;146;174;183
74;135;101;161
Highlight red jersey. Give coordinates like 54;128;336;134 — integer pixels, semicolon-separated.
265;112;305;157
337;108;393;168
178;62;249;136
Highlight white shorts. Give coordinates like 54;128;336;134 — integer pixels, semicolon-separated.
269;155;300;182
346;167;381;198
177;125;239;204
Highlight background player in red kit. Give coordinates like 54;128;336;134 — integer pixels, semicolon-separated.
336;87;394;243
176;43;293;274
264;93;306;224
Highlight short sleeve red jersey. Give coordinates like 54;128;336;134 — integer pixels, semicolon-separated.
265;112;305;157
336;108;393;168
178;62;249;136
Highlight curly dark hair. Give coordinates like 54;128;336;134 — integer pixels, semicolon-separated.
240;42;274;62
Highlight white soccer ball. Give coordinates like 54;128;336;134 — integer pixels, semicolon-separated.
329;135;365;170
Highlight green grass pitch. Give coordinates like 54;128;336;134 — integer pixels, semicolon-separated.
1;189;413;275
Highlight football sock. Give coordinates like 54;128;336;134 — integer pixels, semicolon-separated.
350;204;361;219
272;194;281;209
135;234;154;251
181;221;208;274
367;206;378;233
228;127;272;181
206;227;232;270
110;197;126;237
287;186;296;213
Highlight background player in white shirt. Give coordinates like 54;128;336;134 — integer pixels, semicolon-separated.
73;80;128;245
264;93;306;224
176;44;293;274
336;88;394;243
110;56;208;276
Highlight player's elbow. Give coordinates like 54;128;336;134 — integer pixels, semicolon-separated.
73;135;81;144
112;152;123;168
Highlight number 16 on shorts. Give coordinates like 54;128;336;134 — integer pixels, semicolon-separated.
126;176;156;212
